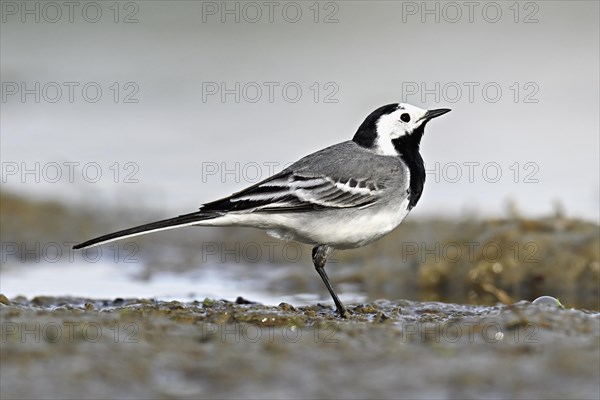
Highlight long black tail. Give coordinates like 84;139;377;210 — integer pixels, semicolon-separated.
73;211;217;250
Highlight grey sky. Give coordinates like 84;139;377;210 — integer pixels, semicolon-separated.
1;1;598;221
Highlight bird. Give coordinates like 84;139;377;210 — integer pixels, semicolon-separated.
74;103;451;317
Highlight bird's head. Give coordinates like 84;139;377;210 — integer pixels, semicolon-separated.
353;103;451;156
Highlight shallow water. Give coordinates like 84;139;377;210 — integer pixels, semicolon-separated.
0;260;366;307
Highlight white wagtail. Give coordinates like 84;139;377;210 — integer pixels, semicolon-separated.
74;103;451;317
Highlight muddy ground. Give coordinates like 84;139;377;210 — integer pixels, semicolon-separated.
1;296;599;399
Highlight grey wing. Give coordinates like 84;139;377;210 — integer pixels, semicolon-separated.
200;141;408;213
199;170;385;213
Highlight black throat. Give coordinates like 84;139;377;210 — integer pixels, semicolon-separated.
352;104;427;210
392;124;426;210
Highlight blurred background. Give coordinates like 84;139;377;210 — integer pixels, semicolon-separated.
1;0;599;309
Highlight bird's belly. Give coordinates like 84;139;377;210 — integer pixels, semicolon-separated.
197;198;411;249
267;198;410;249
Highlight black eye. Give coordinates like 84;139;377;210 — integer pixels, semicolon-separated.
400;113;411;123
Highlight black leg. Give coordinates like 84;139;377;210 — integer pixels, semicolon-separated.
312;245;348;318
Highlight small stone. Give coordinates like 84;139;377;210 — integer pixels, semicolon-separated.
235;297;256;305
532;296;564;308
202;298;215;307
278;302;296;312
374;312;389;323
0;294;9;305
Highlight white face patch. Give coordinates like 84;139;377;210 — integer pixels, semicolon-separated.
374;103;428;156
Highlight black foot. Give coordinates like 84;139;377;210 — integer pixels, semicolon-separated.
337;306;349;319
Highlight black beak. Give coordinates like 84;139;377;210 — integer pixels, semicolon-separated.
424;108;451;121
